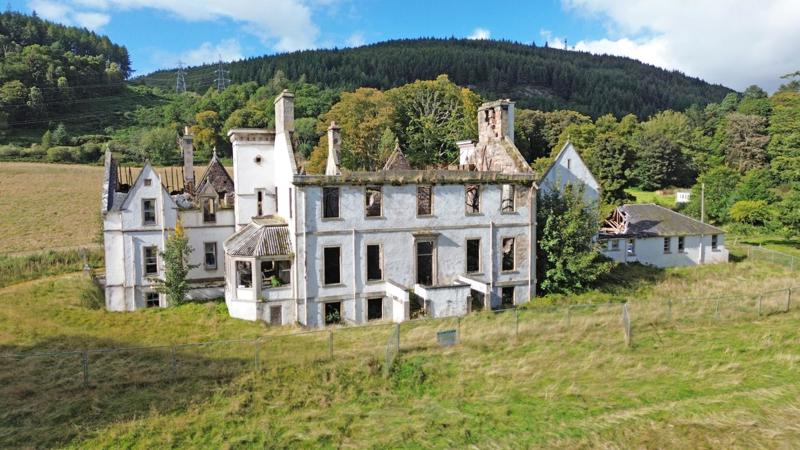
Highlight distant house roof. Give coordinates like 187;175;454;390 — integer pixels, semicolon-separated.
600;204;725;238
383;144;411;170
224;217;292;257
196;152;234;199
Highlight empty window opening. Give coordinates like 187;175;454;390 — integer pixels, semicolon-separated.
236;261;253;288
256;190;263;217
142;199;156;225
502;238;515;271
678;236;686;253
143;246;158;275
144;178;152;186
324;301;342;325
501;287;515;308
416;240;435;286
323;247;341;285
261;260;291;287
465;185;480;214
466;239;481;273
566;158;572;170
610;240;620;251
501;184;515;213
202;197;216;223
365;186;382;217
323;187;340;218
367;297;383;321
417;185;432;216
712;235;719;250
627;239;636;256
269;306;282;326
145;292;160;308
663;237;671;254
204;242;217;269
366;244;383;281
470;289;485;312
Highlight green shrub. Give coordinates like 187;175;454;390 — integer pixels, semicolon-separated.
79;276;105;309
0;248;104;288
22;145;46;159
47;146;79;163
0;144;23;158
78;143;103;163
730;200;772;225
73;134;111;145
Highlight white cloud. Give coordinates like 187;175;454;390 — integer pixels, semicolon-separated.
345;32;365;48
182;39;243;66
539;29;567;49
29;0;74;23
51;0;322;52
73;11;111;29
468;27;491;40
562;0;800;91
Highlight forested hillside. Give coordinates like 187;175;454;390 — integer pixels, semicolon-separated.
135;38;732;119
0;12;131;130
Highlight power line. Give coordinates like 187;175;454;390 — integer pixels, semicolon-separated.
213;56;231;92
175;61;187;94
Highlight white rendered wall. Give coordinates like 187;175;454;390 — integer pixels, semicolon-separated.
601;234;729;267
540;143;600;205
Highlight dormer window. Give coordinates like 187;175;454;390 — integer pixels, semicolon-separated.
144;178;152;186
202;198;216;223
254;155;262;164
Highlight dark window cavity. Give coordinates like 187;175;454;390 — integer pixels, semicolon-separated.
416;240;435;286
466;239;480;273
323;187;340;218
365;185;382;217
367;297;383;321
417;185;432;216
202;197;216;223
204;242;217;269
261;260;291;286
324;247;341;285
145;292;159;308
465;185;480;214
143;246;158;275
502;238;515;271
236;261;253;288
366;244;383;281
501;287;514;308
324;301;342;325
142;199;156;225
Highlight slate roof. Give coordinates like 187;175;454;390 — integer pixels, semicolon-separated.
196;153;234;198
224;217;292;257
601;204;725;238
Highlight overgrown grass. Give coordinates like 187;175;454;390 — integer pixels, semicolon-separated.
1;257;799;448
625;188;677;208
0;248;103;288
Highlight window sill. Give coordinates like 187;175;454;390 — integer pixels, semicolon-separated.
500;270;519;274
321;217;344;221
204;266;217;271
465;212;483;216
465;271;483;276
365;215;385;220
500;211;518;215
322;283;346;288
366;279;384;284
416;214;434;218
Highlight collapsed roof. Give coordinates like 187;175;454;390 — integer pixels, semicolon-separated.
600;204;725;238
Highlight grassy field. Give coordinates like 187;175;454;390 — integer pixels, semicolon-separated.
625;188;677;208
0;162;221;254
1;256;799;448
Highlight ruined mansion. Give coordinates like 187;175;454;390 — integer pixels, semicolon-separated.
101;91;566;327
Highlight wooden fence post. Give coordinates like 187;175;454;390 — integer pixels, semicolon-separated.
757;295;762;317
82;351;89;388
787;288;792;313
622;303;632;348
328;330;334;360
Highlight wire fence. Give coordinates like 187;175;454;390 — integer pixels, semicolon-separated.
729;242;797;271
2;285;797;396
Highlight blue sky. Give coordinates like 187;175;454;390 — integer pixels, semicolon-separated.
10;0;800;91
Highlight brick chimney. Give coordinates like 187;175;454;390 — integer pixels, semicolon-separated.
477;99;515;144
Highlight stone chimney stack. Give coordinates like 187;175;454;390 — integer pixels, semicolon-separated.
274;89;295;134
477;99;515;144
326;121;341;176
178;126;195;194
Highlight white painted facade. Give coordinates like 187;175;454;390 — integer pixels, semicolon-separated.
601;234;729;268
539;142;601;205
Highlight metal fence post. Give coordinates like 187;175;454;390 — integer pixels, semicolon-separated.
328;330;334;360
170;346;177;379
515;308;520;339
81;351;89;388
622;303;632;348
254;339;260;372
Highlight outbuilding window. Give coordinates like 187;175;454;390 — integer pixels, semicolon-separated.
143;246;158;275
609;240;620;252
627;239;636;256
236;261;253;288
712;235;719;251
323;187;340;218
663;237;671;254
678;236;686;253
142;199;156;225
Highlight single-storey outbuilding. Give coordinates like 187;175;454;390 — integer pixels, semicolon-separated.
599;204;729;268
